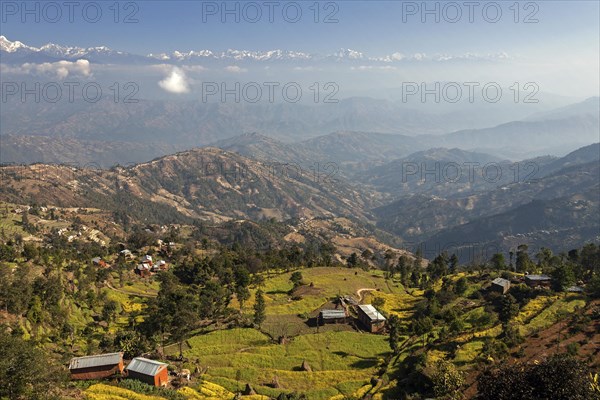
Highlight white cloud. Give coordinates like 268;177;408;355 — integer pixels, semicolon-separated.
369;51;512;63
224;65;247;73
182;65;207;73
293;66;321;71
352;65;398;71
158;67;190;94
4;59;92;79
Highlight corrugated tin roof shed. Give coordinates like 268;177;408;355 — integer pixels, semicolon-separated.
320;309;347;319
69;352;123;370
566;285;584;292
526;274;551;281
357;305;386;321
126;357;167;376
492;277;510;287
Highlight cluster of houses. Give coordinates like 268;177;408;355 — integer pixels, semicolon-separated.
135;254;169;277
89;251;170;277
318;298;387;333
69;353;169;387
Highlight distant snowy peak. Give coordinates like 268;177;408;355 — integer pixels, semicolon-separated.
1;36;511;65
1;37;363;62
330;48;364;60
149;48;313;61
0;35;38;53
1;36;119;58
40;43;120;58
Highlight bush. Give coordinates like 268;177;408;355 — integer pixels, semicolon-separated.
566;342;580;356
118;380;186;400
478;354;595;400
481;338;508;360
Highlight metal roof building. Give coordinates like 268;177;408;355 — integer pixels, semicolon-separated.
526;274;551;281
69;352;122;370
69;352;124;380
126;357;169;387
357;305;386;322
127;357;167;376
525;274;552;288
320;309;347;319
356;304;386;333
491;277;511;294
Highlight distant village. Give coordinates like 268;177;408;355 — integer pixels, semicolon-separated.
89;239;175;277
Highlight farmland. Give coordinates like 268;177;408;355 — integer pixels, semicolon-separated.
74;265;597;400
1;200;598;399
170;267;403;399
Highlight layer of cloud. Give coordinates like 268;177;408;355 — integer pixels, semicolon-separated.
351;65;398;71
2;59;91;79
224;65;247;73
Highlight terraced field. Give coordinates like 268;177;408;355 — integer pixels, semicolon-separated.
181;328;390;399
165;268;407;399
84;382;269;400
85;267;590;400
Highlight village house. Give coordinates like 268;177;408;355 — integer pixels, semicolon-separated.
92;257;109;268
68;352;124;380
120;249;134;259
491;277;511;294
319;309;348;325
153;260;168;272
126;357;169;387
141;255;153;266
136;263;152;277
525;274;552;288
356;304;386;333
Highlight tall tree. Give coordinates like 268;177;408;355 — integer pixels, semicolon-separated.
490;253;506;271
516;244;533;273
499;294;519;325
449;254;459;273
431;360;465;399
0;334;60;399
551;263;575;292
253;289;266;328
290;271;303;288
388;314;402;355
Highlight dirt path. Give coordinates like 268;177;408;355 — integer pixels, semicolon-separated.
356;288;376;302
106;281;157;298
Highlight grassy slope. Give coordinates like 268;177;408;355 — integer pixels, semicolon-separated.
82;267;589;400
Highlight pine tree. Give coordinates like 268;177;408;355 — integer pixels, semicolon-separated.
253;289;266;328
388;314;402;355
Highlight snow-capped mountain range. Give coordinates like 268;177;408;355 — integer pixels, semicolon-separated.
0;36;357;64
0;36;509;65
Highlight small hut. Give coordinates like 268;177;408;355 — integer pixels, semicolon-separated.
69;352;124;380
356;304;386;333
126;357;169;387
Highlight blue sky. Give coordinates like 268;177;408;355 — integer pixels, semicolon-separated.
1;1;598;98
2;1;598;56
